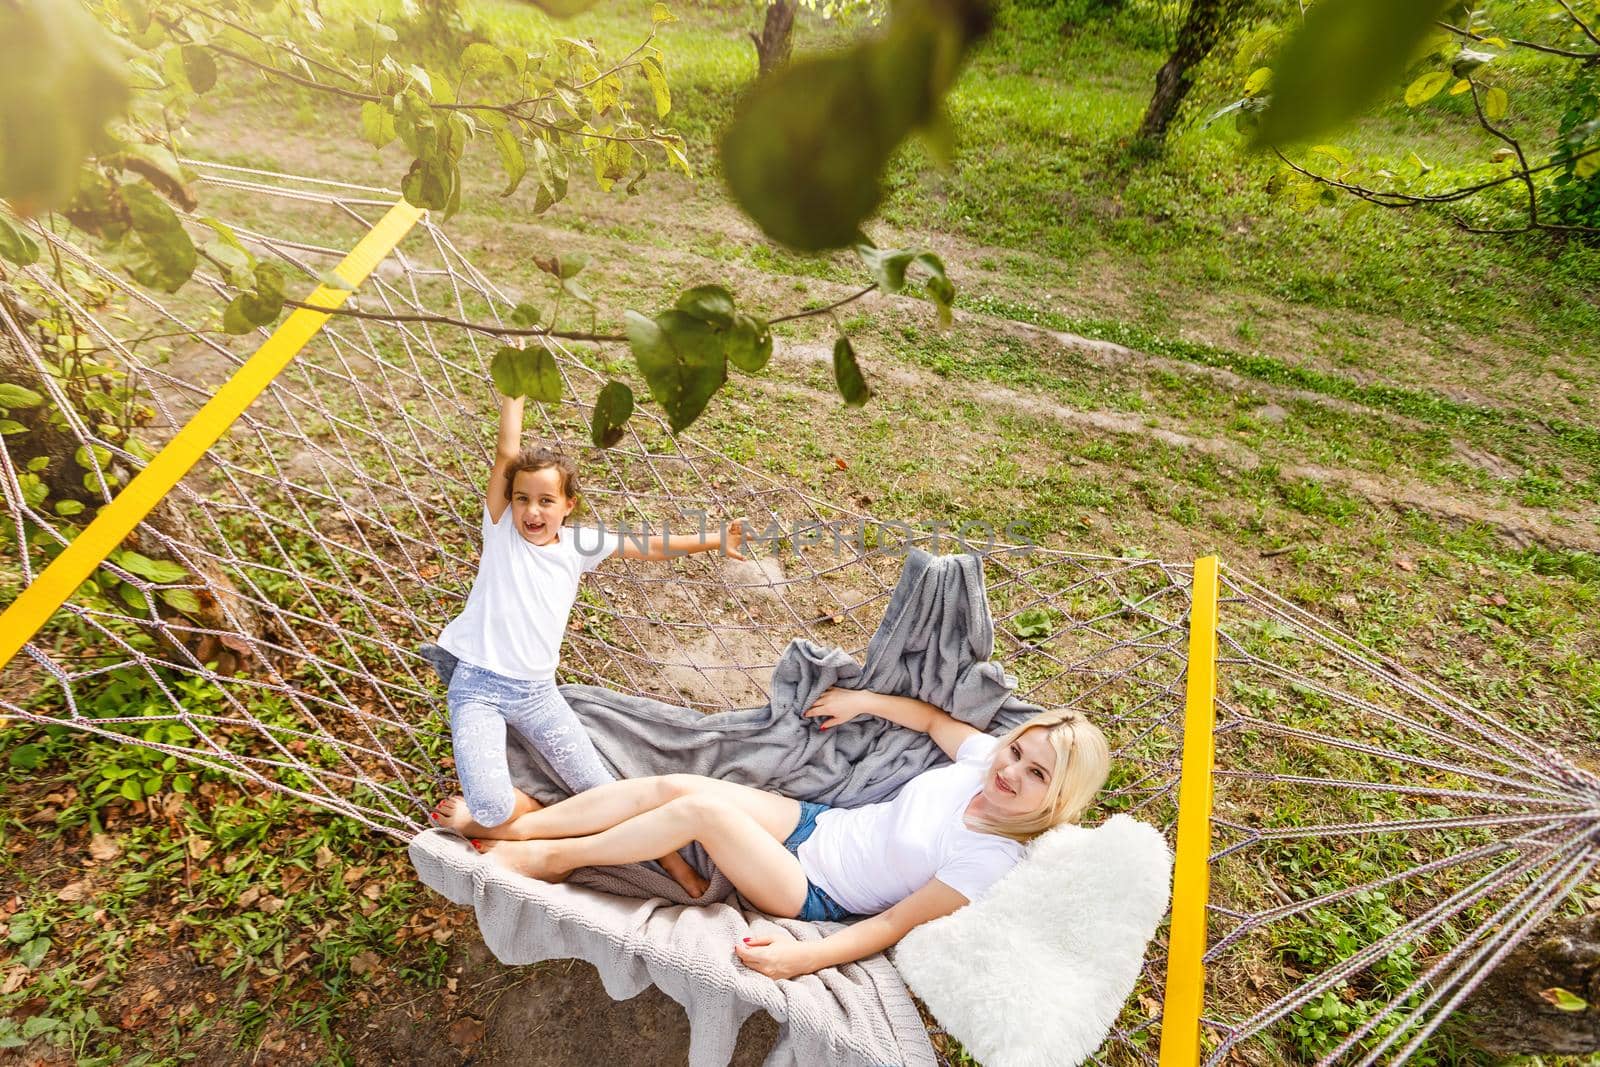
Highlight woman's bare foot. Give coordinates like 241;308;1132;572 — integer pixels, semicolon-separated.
660;850;710;898
477;839;570;883
430;793;541;839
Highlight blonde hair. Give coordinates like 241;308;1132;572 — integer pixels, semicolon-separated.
967;708;1111;843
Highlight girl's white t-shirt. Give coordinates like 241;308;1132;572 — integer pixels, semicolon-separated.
436;507;619;680
797;733;1025;915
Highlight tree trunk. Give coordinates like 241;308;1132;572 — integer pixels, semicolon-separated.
750;0;797;79
1460;911;1600;1055
0;290;267;675
1136;0;1226;146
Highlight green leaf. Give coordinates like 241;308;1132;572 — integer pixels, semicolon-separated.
460;43;509;78
0;2;130;208
1483;86;1508;122
831;335;870;406
8;744;44;771
590;380;634;447
1542;987;1590;1013
856;244;920;293
490;345;563;402
0;216;40;265
401;155;457;213
1451;47;1496;78
223;295;259;335
652;2;675;23
1576;150;1600;180
18;936;49;970
674;285;735;328
493;128;526;196
641;56;671;119
721;8;983;251
0;419;26;435
511;303;542;327
116;550;187;584
120;184;196;292
53;499;85;517
120;777;144;802
522;0;602;17
1256;0;1452;147
360;102;397;150
182;45;217;93
1404;71;1449;108
727;313;772;373
159;588;201;614
625;309;727;433
1013;607;1053;639
0;383;44;408
1243;67;1272;97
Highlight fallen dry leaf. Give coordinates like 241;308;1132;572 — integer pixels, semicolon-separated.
314;845;336;870
349;950;380;976
259;896;285;916
88;834;121;862
1488;593;1509;607
832;457;848;471
1395;557;1416;572
186;837;211;860
236;886;262;909
56;880;89;903
2;966;28;994
446;1017;486;1047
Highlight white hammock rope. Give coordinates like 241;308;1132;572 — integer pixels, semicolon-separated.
1;162;1595;1066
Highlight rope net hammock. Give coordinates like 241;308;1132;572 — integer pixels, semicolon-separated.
1;163;1595;1067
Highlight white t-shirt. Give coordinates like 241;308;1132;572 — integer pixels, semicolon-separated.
436;507;619;680
797;733;1025;915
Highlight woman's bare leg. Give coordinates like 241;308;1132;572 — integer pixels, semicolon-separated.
454;774;800;843
484;792;810;917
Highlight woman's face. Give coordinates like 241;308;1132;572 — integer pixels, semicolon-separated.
981;726;1058;817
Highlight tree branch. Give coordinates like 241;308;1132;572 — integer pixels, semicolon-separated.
283;284;882;342
1435;20;1599;62
1556;0;1600;49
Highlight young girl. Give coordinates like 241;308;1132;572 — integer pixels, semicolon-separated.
440;687;1110;980
430;392;746;897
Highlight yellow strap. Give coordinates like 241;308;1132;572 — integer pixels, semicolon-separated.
1159;554;1221;1067
0;200;424;670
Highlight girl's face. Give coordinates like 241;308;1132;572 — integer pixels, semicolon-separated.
981;726;1057;818
510;467;575;546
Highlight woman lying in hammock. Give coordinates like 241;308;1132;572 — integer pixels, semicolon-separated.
435;689;1109;980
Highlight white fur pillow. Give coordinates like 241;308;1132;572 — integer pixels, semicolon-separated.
894;814;1173;1067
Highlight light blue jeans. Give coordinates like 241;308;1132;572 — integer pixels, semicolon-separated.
445;659;614;827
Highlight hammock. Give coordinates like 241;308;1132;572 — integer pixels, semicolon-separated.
2;162;1595;1066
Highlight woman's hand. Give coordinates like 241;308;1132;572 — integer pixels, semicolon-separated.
734;936;819;980
803;687;877;730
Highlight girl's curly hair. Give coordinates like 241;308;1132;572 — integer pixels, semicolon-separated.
504;447;580;509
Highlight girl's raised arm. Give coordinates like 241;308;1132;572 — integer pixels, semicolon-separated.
803;688;979;760
734;878;968;979
486;393;524;523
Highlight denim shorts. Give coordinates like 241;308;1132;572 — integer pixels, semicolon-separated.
782;801;856;922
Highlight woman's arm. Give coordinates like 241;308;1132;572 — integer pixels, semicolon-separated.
486;393;524;523
734;879;969;980
616;515;748;562
803;687;979;760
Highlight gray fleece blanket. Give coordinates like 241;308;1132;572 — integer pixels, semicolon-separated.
408;547;1043;1067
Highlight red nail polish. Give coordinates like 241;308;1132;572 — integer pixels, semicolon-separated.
743;938;752;944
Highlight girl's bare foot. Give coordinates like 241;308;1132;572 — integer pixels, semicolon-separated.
660;851;710;898
430;795;495;837
430;793;542;839
477;839;570;884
